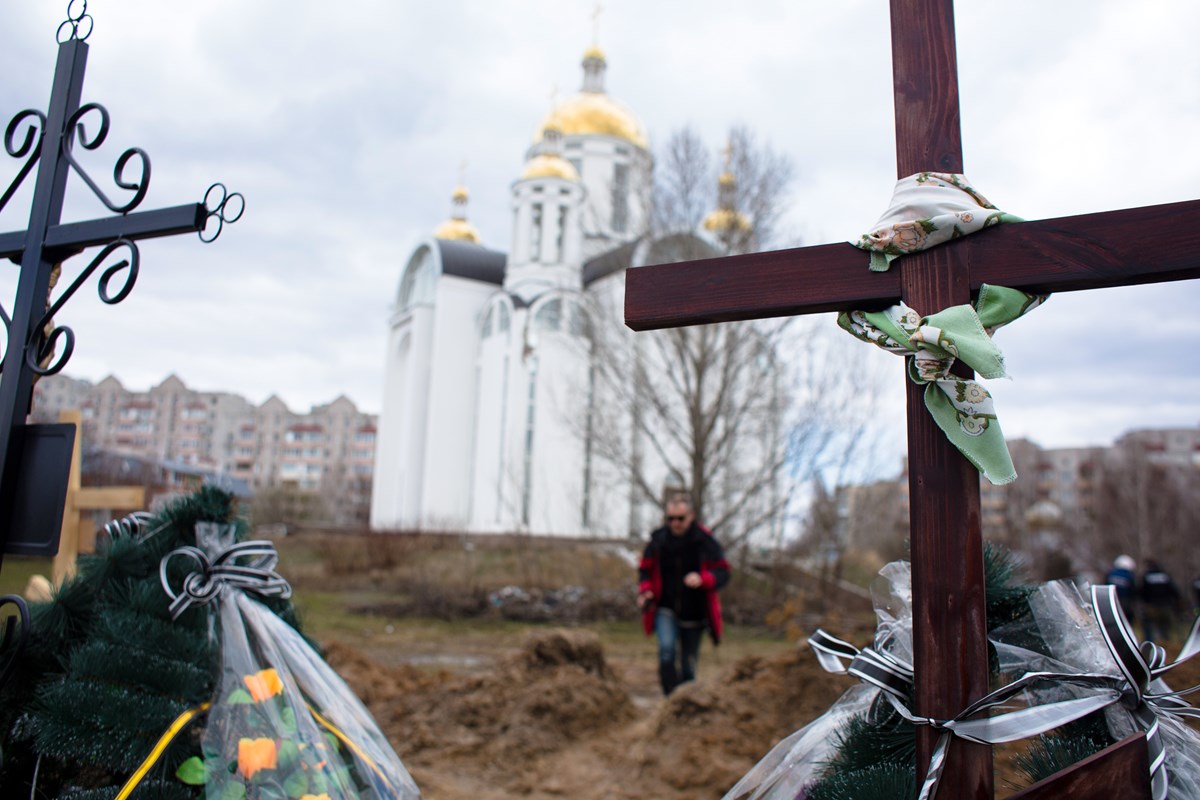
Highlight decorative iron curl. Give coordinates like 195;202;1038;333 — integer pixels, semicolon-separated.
57;0;93;43
0;595;31;695
1;110;46;215
62;103;151;214
200;182;244;243
0;302;10;375
25;238;140;377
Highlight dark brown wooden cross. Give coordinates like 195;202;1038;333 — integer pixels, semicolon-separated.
624;1;1198;797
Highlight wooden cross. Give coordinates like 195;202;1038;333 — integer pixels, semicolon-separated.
624;1;1197;796
49;410;144;585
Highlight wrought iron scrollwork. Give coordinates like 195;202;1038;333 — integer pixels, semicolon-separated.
200;182;245;243
0;302;10;374
62;103;151;214
1;110;46;215
57;0;93;44
25;238;140;376
0;595;31;695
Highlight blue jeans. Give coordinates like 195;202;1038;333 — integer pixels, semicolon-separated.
655;607;703;695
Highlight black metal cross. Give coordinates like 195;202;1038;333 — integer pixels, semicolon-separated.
0;3;243;566
626;1;1197;796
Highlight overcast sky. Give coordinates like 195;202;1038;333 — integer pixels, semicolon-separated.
2;0;1197;472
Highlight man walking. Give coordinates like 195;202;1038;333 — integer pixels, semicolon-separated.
637;494;730;695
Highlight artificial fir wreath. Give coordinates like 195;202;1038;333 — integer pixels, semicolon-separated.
2;486;418;799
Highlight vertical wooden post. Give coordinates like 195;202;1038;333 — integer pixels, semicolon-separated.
51;410;84;585
890;0;992;795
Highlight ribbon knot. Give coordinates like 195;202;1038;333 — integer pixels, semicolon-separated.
810;587;1200;800
838;284;1045;484
160;540;291;620
1092;584;1200;800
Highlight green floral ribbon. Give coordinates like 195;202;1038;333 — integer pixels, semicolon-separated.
838;285;1045;484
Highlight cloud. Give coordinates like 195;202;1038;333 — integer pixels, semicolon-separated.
1;0;1196;452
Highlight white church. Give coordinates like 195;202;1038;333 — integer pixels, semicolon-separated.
370;45;750;539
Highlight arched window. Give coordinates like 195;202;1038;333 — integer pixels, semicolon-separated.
398;247;435;311
533;298;562;332
481;299;513;339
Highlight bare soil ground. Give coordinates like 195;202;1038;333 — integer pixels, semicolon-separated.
323;628;850;800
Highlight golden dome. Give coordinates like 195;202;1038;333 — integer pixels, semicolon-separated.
583;44;606;61
718;171;735;187
702;208;751;234
434;183;481;243
534;92;648;150
433;217;481;243
521;153;580;182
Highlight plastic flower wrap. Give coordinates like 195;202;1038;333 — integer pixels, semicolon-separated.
727;560;1200;800
991;579;1200;800
164;522;421;800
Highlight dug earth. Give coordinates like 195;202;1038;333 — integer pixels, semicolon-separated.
325;629;844;800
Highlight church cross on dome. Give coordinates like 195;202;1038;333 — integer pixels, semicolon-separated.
626;0;1200;796
591;3;603;47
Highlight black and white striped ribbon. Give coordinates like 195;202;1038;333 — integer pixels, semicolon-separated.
808;629;914;703
809;592;1200;800
1091;584;1200;800
159;540;292;620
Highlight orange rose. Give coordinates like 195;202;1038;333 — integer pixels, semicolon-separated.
237;737;277;779
243;668;284;702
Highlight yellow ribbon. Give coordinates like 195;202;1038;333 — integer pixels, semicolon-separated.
115;700;393;798
116;702;211;800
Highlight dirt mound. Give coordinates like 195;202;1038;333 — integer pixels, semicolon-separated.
326;629;851;799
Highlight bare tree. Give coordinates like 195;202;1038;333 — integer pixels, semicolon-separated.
583;127;885;550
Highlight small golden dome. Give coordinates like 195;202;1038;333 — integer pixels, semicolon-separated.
702;208;751;234
520;153;580;182
534;93;648;150
718;171;735;187
583;44;606;61
433;217;481;243
434;183;481;243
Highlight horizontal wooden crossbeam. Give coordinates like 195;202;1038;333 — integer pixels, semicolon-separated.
625;199;1200;331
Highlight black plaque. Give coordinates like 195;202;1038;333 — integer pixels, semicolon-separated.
1;423;75;556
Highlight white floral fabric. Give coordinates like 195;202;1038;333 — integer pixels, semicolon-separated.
851;172;1020;271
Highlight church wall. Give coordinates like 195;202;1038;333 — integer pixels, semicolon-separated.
470;317;515;531
370;305;434;529
525;330;592;536
418;275;495;529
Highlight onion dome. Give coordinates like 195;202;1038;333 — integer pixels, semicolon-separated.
520;126;580;182
703;164;751;235
433;185;482;243
532;47;648;150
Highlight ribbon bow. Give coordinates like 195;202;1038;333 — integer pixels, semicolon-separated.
159;539;292;620
1091;584;1200;799
811;587;1200;800
810;628;1124;800
837;284;1045;484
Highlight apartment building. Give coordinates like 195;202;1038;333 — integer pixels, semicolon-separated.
834;425;1198;575
29;374;377;523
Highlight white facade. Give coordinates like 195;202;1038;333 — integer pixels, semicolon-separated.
371;48;702;538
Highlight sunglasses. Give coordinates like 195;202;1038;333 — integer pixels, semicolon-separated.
666;515;687;522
